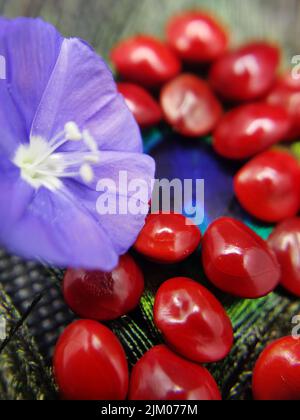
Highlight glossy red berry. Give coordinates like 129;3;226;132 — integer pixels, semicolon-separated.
266;73;300;140
160;74;223;137
253;336;300;400
53;320;129;400
166;11;228;63
202;217;281;298
117;83;162;128
63;254;144;321
111;35;181;88
234;149;300;223
134;213;202;264
154;277;233;363
268;218;300;297
210;42;280;102
213;103;290;160
129;345;222;401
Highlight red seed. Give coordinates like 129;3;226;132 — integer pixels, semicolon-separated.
253;336;300;400
117;83;162;128
154;277;233;363
266;72;300;140
111;35;181;88
160;74;223;137
209;42;280;102
213;103;290;160
234;149;300;223
166;11;228;63
134;213;202;264
53;320;129;400
202;217;281;298
63;254;144;321
129;345;222;401
268;218;300;297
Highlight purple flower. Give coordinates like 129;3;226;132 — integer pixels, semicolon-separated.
0;18;155;270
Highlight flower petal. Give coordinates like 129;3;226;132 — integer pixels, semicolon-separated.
0;84;28;158
0;174;34;240
0;18;154;270
0;186;119;270
0;17;63;134
31;38;143;153
64;151;155;255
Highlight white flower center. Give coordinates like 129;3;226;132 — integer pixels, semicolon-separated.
13;122;99;191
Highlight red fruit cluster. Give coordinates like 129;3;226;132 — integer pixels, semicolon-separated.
112;11;226;133
53;9;300;402
111;10;300;223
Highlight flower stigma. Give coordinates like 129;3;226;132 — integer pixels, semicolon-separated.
13;122;99;191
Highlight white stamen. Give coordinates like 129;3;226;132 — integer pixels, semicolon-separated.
48;130;66;148
65;122;82;141
84;154;100;164
80;163;94;183
82;129;98;152
13;121;99;191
